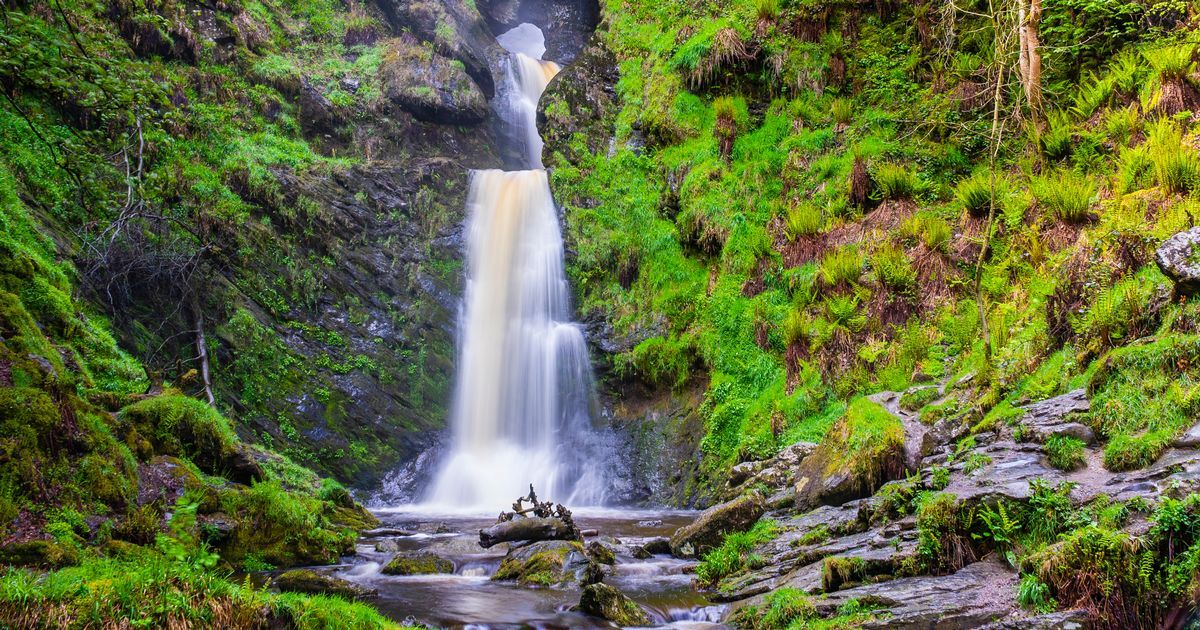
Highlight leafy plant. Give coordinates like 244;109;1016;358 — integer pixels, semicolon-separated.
872;163;921;200
1017;574;1057;613
831;98;853;125
872;243;916;292
955;172;999;218
1045;435;1087;471
1031;170;1097;223
785;203;823;240
819;246;864;286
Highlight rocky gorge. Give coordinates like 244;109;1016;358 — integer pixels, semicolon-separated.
5;0;1200;628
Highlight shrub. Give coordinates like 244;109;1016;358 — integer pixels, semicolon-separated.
871;243;916;292
1039;113;1074;161
1144;43;1196;82
1031;170;1096;223
819;246;863;286
900;213;951;253
1147;119;1200;194
1017;574;1057;613
872;163;920;200
955;172;999;218
1045;435;1086;471
824;294;866;332
696;519;778;586
784;203;822;240
830;98;852;125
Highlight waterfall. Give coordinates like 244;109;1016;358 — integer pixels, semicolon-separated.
423;24;609;509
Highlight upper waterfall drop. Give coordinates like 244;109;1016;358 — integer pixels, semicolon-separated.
422;24;611;511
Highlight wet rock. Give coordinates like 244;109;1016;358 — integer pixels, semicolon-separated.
362;527;417;537
1019;389;1094;444
794;400;908;512
726;441;819;499
382;551;454;575
136;455;210;508
575;582;651;626
811;559;1019;628
670;493;766;558
636;519;663;528
197;513;236;545
298;77;341;135
586;540;616;565
0;540;79;568
379;36;488;125
274;569;374;600
979;609;1091;629
374;539;400;553
642;537;671;555
1156;227;1200;296
373;0;502;97
492;540;592;586
540;32;619;169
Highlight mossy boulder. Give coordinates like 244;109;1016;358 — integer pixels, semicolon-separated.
136;455;218;510
0;540;79;568
215;482;356;569
669;493;765;558
118;396;263;484
492;540;591;586
378;36;489;124
273;569;373;600
793;398;907;512
381;551;454;575
575;583;650;626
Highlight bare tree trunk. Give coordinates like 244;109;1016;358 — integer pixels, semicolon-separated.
1017;0;1042;118
191;295;215;407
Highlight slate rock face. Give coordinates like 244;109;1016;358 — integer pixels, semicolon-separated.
379;36;490;124
669;493;766;557
1156;227;1200;296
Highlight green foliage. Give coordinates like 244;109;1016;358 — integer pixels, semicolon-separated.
1017;574;1057;613
1147;119;1200;194
1045;436;1086;471
899;213;951;253
785;203;823;240
819;246;864;287
955;172;1001;218
872;163;921;200
1031;170;1096;223
871;243;916;292
1144;43;1196;82
830;98;853;125
696;519;779;587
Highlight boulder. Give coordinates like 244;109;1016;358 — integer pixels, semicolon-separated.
273;569;373;600
374;539;400;553
492;540;592;586
379;36;489;125
586;540;616;565
575;583;650;626
382;551;454;575
794;399;908;512
1019;390;1095;445
373;0;502;97
1156;227;1200;296
669;493;766;558
0;540;79;568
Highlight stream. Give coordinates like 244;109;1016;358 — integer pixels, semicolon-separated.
337;508;727;629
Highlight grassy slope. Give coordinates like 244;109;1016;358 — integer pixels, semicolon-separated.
548;0;1200;492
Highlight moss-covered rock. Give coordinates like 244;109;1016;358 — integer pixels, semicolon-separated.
378;36;488;124
0;540;79;568
492;540;591;586
381;551;453;575
575;583;650;626
216;482;356;569
273;569;373;600
669;493;766;558
118;396;264;484
793;398;907;512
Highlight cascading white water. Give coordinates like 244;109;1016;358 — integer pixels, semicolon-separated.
423;24;609;509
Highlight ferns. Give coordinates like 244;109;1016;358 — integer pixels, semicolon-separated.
784;203;823;240
871;243;915;292
955;172;1000;218
1031;170;1096;223
872;163;921;200
1147;119;1200;194
1038;112;1075;161
830;98;852;125
900;213;951;253
1144;44;1196;82
819;246;863;286
1017;574;1057;614
824;294;865;332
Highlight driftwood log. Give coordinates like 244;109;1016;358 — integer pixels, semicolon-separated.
479;485;581;548
479;517;578;548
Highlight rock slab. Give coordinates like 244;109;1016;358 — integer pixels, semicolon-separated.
670;493;766;558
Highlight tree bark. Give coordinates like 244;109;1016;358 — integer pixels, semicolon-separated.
191;295;215;407
1018;0;1042;117
479;517;577;548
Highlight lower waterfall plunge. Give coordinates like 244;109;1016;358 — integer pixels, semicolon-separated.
423;26;611;509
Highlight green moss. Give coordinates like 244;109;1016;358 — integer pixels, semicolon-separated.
381;552;453;576
823;398;905;485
